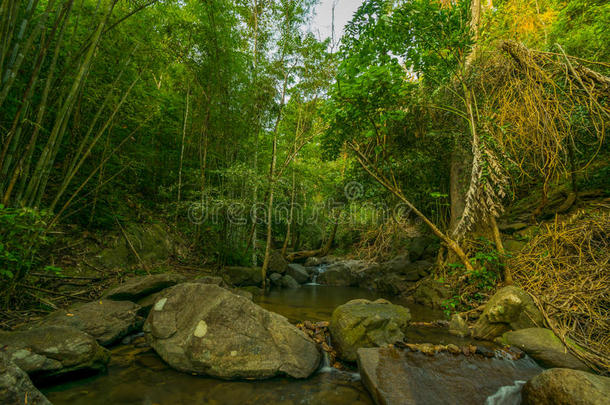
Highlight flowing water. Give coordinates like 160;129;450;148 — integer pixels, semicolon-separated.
42;285;539;405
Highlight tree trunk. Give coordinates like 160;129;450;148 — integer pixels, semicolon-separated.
285;217;339;262
349;142;474;272
281;169;296;256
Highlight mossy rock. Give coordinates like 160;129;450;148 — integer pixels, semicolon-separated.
522;368;610;405
501;328;589;371
329;299;411;362
472;286;544;340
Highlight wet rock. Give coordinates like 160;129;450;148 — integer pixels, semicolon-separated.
35;299;144;346
329;299;411;362
105;273;186;301
280;274;301;289
318;262;358;286
501;328;589;371
0;353;52;405
0;326;110;382
268;250;288;274
412;279;451;308
522;368;610;405
223;266;262;286
357;347;541;405
472;286;544;340
448;314;470;338
286;263;309;284
144;283;320;379
269;272;283;286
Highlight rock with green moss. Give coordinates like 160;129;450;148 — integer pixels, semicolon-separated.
472;286;543;340
412;279;451;308
522;368;610;405
0;326;110;382
0;353;52;404
501;328;589;371
329;299;411;362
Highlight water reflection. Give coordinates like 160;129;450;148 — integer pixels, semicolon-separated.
255;285;444;323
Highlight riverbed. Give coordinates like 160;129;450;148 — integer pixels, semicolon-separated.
42;285;537;404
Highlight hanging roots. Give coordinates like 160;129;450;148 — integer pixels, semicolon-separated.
493;41;608;197
511;209;610;374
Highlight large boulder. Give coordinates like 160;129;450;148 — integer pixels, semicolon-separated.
357;347;541;405
318;262;358;286
329;299;411;362
472;286;544;340
0;353;52;405
286;264;309;284
223;266;262;286
0;326;110;382
35;299;144;346
144;283;320;379
280;274;301;289
268;250;288;274
501;328;589;371
522;368;610;405
412;279;451;308
105;273;186;301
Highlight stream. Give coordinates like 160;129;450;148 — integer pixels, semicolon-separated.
42;285;540;405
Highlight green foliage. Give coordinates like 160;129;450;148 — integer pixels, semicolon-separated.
0;205;51;283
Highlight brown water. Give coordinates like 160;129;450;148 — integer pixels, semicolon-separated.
41;285;536;405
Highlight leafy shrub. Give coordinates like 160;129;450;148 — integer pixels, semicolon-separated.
0;205;51;285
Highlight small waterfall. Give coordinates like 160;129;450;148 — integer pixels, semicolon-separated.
306;264;327;286
319;350;332;373
485;380;526;405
